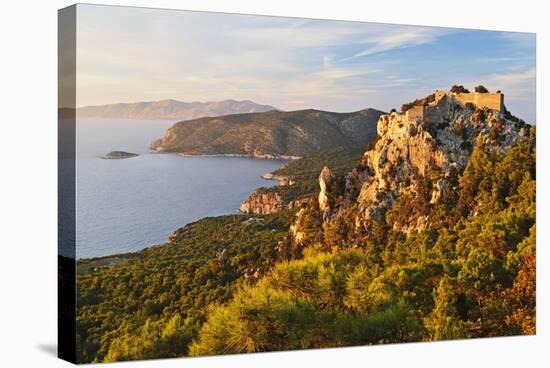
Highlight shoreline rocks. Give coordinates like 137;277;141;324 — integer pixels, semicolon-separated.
261;173;295;186
239;189;309;215
239;190;284;214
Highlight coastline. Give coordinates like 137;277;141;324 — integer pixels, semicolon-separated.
79;152;291;261
260;172;294;186
176;152;301;160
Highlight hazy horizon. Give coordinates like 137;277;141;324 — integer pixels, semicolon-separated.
73;4;536;122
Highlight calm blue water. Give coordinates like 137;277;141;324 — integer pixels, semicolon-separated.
76;118;284;259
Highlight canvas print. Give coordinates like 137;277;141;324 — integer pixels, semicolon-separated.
58;4;536;364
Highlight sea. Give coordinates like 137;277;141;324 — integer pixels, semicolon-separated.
75;118;284;259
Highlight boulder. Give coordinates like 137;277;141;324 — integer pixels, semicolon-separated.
318;166;336;220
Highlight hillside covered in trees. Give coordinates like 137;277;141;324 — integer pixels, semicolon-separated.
150;108;383;158
191;137;535;354
76;89;535;363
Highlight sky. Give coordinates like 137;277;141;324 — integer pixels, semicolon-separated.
75;4;536;122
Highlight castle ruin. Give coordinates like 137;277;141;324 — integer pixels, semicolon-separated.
405;89;504;122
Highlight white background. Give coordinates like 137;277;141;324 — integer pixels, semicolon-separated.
0;0;548;367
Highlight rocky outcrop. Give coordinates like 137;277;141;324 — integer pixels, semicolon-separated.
240;191;284;215
300;88;529;238
239;189;308;215
352;92;525;232
318;166;336;221
430;178;451;204
261;173;296;186
290;207;309;245
289;203;322;247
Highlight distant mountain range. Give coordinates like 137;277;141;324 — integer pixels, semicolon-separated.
77;99;277;120
151;108;385;158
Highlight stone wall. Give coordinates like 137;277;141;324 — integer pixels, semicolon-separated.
434;90;503;112
473;92;504;111
405;105;425;122
405;90;504;123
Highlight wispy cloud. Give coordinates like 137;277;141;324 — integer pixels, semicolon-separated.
498;32;536;49
490;67;536;85
458;67;536;122
75;4;535;121
353;27;449;58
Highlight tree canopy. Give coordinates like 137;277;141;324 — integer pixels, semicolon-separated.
76;133;535;362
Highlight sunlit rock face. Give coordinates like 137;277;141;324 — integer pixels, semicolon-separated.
318;166;336;221
319;90;527;236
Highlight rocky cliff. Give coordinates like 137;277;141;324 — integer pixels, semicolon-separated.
290;89;530;244
239;190;284;214
239;188;308;215
239;148;366;215
318;166;337;221
350;91;527;234
151;108;384;157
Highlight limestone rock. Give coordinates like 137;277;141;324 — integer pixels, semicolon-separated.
290;208;308;245
239;190;284;215
288;201;323;247
318;166;336;220
352;91;523;234
344;165;371;203
430;178;451;204
318;89;525;236
240;189;309;215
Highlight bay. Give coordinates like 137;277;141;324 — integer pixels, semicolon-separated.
76;118;283;258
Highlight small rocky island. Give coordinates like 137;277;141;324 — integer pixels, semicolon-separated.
101;151;139;159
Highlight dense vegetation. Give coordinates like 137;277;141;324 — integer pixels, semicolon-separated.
261;147;364;202
474;85;489;93
189;248;426;355
76;211;295;363
151;108;382;157
450;85;471;94
401;93;436;112
273;147;364;180
191;136;536;353
76;132;535;362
